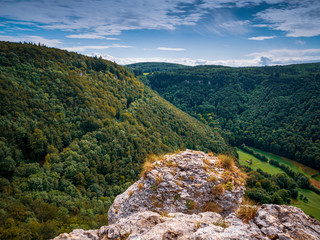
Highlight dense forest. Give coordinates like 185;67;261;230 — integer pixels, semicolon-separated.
0;42;233;239
133;63;320;170
126;62;187;75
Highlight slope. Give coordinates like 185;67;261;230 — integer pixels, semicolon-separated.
134;63;320;170
0;42;232;239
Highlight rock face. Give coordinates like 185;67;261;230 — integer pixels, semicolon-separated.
108;149;246;224
54;150;320;240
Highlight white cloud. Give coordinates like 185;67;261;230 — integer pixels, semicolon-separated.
0;0;206;35
63;44;133;52
157;47;185;51
248;36;276;40
97;48;320;67
247;48;320;65
66;34;119;40
197;8;250;36
0;0;289;37
256;0;320;37
0;35;62;47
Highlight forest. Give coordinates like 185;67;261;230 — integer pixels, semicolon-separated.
0;42;233;239
132;63;320;170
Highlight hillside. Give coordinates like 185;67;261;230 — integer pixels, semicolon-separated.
126;62;187;74
133;63;320;170
0;42;232;239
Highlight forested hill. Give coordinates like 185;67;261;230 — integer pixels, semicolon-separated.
126;62;187;74
0;42;232;239
132;63;320;170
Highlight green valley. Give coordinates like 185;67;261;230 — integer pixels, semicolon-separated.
0;42;232;239
129;62;320;220
133;63;320;170
1;42;320;239
237;147;320;220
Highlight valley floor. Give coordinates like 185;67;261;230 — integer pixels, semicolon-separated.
237;147;320;221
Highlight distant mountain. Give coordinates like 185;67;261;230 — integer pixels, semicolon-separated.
131;62;320;170
0;42;232;239
126;62;188;74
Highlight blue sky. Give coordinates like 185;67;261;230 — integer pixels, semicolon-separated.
0;0;320;66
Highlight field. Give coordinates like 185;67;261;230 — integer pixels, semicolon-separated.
292;188;320;221
251;148;319;177
237;148;286;175
237;147;320;221
249;148;320;188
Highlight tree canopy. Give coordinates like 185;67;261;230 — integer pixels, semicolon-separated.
136;63;320;170
0;42;232;239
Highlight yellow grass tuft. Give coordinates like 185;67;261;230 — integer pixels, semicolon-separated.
202;202;221;213
128;190;133;197
138;182;144;191
236;198;259;223
152;201;164;208
221;171;234;183
175;180;183;187
217;154;235;171
155;176;162;186
203;164;210;171
165;160;178;167
140;153;166;178
207;175;217;182
213;219;229;228
203;158;211;165
140;161;155;178
186;199;197;210
160;211;170;217
212;184;225;196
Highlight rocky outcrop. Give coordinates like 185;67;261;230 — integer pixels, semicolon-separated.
55;204;320;240
108;150;246;223
54;150;320;240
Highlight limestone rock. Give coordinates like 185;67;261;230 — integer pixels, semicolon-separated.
108;150;246;224
53;150;320;240
54;205;320;240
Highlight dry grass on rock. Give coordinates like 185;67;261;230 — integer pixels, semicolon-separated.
236;198;259;223
212;184;225;196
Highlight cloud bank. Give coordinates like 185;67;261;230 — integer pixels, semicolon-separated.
99;48;320;67
0;0;319;38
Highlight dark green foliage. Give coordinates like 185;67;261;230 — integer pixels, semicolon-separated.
269;159;311;189
126;62;187;74
0;42;233;238
138;63;320;170
244;168;299;205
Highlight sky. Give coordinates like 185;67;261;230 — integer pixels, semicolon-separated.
0;0;320;67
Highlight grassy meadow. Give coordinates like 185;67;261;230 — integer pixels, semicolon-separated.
251;148;319;177
237;147;320;221
237;148;285;175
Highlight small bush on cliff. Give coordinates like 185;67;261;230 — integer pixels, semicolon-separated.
186;200;197;210
217;154;235;171
236;198;258;223
212;184;225;196
202;202;221;213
